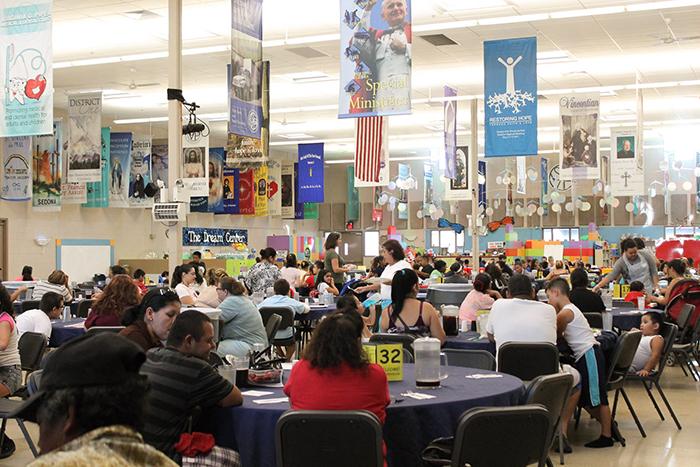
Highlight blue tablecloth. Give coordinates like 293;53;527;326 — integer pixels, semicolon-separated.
298;304;336;321
443;331;496;354
13;300;80;316
198;364;523;467
49;318;86;347
610;307;662;330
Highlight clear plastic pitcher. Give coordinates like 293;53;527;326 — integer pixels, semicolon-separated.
414;337;442;389
601;290;613;309
440;305;459;336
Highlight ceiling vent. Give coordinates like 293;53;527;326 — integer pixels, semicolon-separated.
420;34;459;46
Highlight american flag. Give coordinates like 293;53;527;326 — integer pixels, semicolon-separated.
354;116;386;183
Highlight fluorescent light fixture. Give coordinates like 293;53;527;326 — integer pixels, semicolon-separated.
626;0;700;12
282;71;333;83
550;6;626;19
113;116;168;124
537;50;573;63
477;13;550;26
277;133;315;139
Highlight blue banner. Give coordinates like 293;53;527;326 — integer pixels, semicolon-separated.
83;127;110;208
108;132;132;208
484;37;538;157
297;143;324;203
294;162;304;219
478;160;487;210
182;227;248;247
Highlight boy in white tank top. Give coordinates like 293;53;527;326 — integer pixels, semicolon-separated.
629;312;664;376
546;278;615;449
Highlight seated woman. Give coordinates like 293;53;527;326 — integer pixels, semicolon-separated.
367;256;385;279
485;263;507;295
569;268;606;313
545;260;569;281
629;312;665;377
317;270;340;296
648;259;685;307
429;260;447;280
195;268;228;308
216;277;268;358
171;264;199;306
120;288;181;351
0;285;21;399
459;273;502;329
32;269;73;303
337;294;374;338
280;253;305;288
284;312;390;425
85;275;141;329
133;269;148;295
380;269;446;345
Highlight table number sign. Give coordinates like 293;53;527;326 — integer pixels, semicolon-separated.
613;284;630;299
363;343;403;381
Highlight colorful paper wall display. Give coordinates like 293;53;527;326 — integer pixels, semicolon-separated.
559;94;600;181
297;143;324;203
0;0;53;137
109;132;132;208
484;37;538;157
338;0;412;118
2;136;32;201
66;92;102;183
32;120;61;211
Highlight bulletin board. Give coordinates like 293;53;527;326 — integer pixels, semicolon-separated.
56;239;114;283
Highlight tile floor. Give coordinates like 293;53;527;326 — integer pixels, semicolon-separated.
1;365;698;466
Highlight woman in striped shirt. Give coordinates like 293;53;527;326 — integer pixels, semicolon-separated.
32;270;73;303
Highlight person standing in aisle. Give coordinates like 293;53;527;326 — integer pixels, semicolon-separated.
593;238;658;293
324;232;355;291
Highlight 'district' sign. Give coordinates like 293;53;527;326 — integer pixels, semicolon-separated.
182;227;248;247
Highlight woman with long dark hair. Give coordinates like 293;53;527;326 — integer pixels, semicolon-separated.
19;266;33;282
171;264;198;305
355;239;411;300
120;288;181;351
485;262;507;295
323;232;354;290
281;253;304;288
85;275;141;328
459;273;502;327
379;268;446;344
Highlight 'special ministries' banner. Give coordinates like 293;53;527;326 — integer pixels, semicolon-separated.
67;92;102;182
610;128;643;196
109;132;132;208
443;86;457;179
267;159;282;217
444;146;469;201
559;94;600;181
297;143;324;203
484;37;537;158
32;120;61;211
281;161;295;219
0;0;53;137
83;127;110;208
339;0;412;118
2;136;32;201
128;136;153;208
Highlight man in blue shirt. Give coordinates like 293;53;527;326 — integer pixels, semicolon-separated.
258;279;309;360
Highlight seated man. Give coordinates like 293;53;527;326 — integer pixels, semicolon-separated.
140;310;243;463
513;262;534;279
16;292;63;341
546;278;614;449
10;333;175;466
258;279;310;360
569;268;605;313
443;262;470;284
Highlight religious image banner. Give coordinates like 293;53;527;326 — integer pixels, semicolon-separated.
182;132;209;197
32;120;61;211
281;161;295;219
67;92;102;182
83;127;110;208
109;132;132;208
483;37;538;157
610;128;644;196
128;136;153;208
222;167;239;214
559;94;600;181
238;168;255;215
516;156;526;195
0;0;53;137
2;136;32;201
267;159;282;217
254;163;268;216
208;147;226;213
444;86;457;179
444;146;469;201
151;143;168;189
297;143;324;203
338;0;412;118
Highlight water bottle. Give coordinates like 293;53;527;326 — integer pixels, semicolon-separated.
62;306;71;321
414;337;442;389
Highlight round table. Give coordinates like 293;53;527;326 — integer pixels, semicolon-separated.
443;331;496;354
199;364;523;467
298;303;336;321
49;318;87;347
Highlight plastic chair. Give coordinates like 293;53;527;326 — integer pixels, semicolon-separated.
674;304;695;342
0;399;38;458
259;307;296;355
19;300;41;314
85;326;125;336
583;312;604;329
369;333;416;360
442;349;496;371
276;410;383;467
525;373;574;465
672;315;700;381
497;342;560;381
264;313;282;344
426;286;471;309
18;332;47;375
76;300;93;318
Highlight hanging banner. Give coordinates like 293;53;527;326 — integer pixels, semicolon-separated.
67;92;102;182
478;160;487;211
396;162;410;220
297;143;324;203
238;168;255;215
294;162;304;219
32;120;61;211
0;0;53;137
267;159;282;217
484;37;538;158
347;165;359;221
83;127;110;208
610;128;644;196
444;146;469;201
423;162;433;215
109;132;132;208
183;227;248;247
2;136;31;201
190;195;208;213
281;161;295;219
61;182;86;204
151;143;168;189
559;94;600;181
182;132;209;197
516;156;527;195
354;116;389;187
222;167;239;214
444;86;457;178
339;0;412;118
304;203;319;219
128;136;153;208
208;147;226;213
540;156;548;216
254;164;268;216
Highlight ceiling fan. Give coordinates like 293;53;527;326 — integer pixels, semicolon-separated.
111;79;160;90
274;114;304;126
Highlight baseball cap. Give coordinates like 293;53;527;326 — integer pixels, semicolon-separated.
10;333;146;422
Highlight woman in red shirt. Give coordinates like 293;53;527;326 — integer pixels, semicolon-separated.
284;311;390;424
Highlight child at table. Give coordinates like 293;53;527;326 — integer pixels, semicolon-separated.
624;281;649;306
629;312;665;377
317;270;339;296
459;273;502;330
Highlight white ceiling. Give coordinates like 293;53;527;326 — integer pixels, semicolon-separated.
51;0;700;157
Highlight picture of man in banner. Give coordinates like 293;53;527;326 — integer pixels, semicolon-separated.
561;115;598;170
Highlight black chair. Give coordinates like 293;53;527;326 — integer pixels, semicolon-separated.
85;326;125;336
76;300;93;318
259;307;296;358
20;300;40;314
18;332;47;376
369;333;416;360
276;410;383;467
628;323;681;431
674;304;695;342
497;342;560;381
0;399;39;458
449;406;551;467
583;312;604;329
208;352;225;368
442;349;496;371
525;373;574;466
425;287;471;309
672;315;700;381
264;313;283;344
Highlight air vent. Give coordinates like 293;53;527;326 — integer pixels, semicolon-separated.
420;34;459;46
287;47;328;59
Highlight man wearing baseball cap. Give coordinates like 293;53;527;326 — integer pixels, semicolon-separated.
11;333;175;466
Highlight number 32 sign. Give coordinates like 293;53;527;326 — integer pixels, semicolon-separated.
363;343;403;381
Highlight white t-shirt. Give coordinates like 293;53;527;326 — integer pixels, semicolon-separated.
318;282;331;295
561;303;597;361
486;298;557;354
15;309;52;340
174;283;198;301
280;267;304;287
379;259;412;300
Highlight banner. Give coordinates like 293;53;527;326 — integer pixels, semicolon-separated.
32;120;61;211
238;168;255;215
222;167;239;214
128;136;153;208
2;136;31;200
61;182;86;204
516;156;526;195
67;92;102;182
540;156;548;216
559;94;600;181
254;164;268;216
610;128;644;196
151;143;168;189
339;0;412;118
281;161;295;219
354;117;389;187
294;162;304;219
484;37;538;157
182;132;209;197
423;162;433;215
347;165;359;221
444;86;457;178
183;227;248;247
304;203;319;220
267;159;281;217
297;143;324;203
83;127;110;208
478;160;487;211
0;0;53;137
208;147;226;213
444;146;469;201
109;132;132;208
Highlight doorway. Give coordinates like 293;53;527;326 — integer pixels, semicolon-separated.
0;219;6;281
